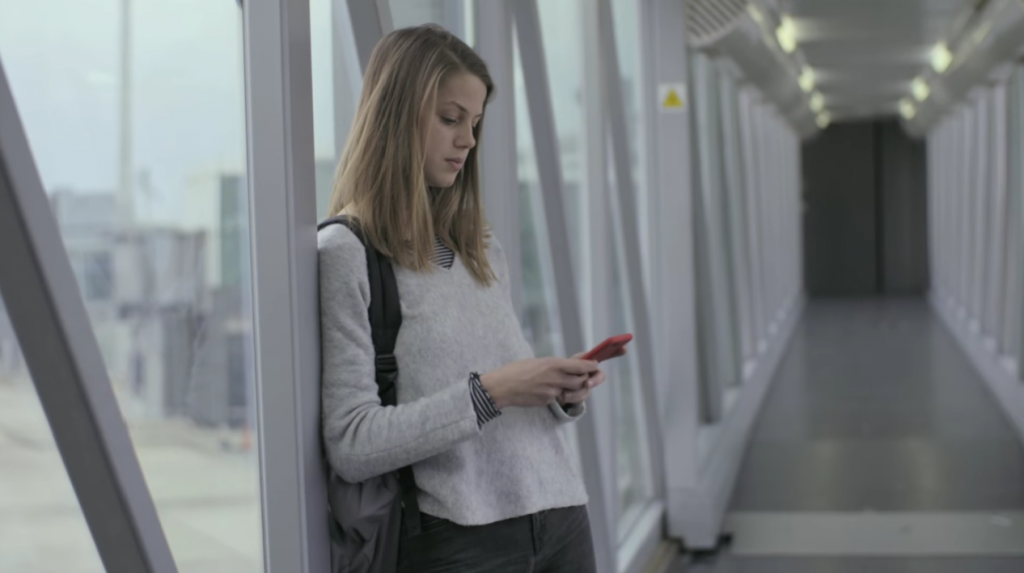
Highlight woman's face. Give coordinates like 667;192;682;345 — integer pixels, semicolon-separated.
423;72;487;189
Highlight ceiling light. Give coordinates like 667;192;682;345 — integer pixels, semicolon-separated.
900;98;917;120
776;15;798;54
816;112;831;129
912;77;931;102
799;67;816;92
747;4;765;24
973;20;993;45
810;92;825;113
931;42;953;74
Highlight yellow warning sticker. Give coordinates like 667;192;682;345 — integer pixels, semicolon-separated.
663;89;684;108
658;83;687;112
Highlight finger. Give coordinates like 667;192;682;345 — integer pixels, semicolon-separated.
553;358;600;375
560;388;591;404
554;372;590;390
586;370;607;388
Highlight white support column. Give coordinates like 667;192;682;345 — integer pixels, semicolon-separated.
649;0;702;519
242;0;326;571
475;0;522;315
0;59;178;573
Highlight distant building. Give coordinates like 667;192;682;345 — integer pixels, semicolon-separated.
49;189;213;421
0;304;25;384
314;156;338;217
182;172;255;429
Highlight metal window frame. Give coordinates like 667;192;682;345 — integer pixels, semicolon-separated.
933;121;945;300
738;88;768;350
347;0;392;71
692;52;740;418
951;108;963;308
985;82;1010;342
241;0;327;571
950;114;962;307
942;118;951;300
579;0;620;554
946;115;957;303
970;90;993;330
958;105;974;315
596;0;666;507
475;0;522;315
1011;65;1024;372
753;100;775;338
0;57;178;573
931;119;947;302
770;114;782;316
331;0;365;176
510;2;615;570
935;120;942;299
718;70;755;367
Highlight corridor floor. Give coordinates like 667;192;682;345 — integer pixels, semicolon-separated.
676;299;1024;572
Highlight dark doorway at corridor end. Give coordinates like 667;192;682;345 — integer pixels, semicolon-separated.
802;120;929;297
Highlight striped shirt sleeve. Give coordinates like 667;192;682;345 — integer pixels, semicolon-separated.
468;372;502;428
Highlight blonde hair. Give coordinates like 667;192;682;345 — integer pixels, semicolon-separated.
327;24;496;286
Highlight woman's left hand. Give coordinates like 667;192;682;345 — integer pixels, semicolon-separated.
556;348;627;405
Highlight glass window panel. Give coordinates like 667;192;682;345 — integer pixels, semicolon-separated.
389;0;473;45
610;0;650;267
0;301;103;573
536;0;586;262
310;0;363;217
605;147;654;542
514;36;564;359
513;0;588;356
608;228;653;541
0;2;263;570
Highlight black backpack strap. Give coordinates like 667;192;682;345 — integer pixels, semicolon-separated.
318;215;422;535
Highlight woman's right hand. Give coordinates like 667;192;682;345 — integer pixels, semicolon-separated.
479;358;600;409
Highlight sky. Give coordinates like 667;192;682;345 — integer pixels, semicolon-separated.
0;0;640;225
0;0;341;225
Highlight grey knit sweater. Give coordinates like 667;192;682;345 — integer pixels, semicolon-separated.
318;224;589;526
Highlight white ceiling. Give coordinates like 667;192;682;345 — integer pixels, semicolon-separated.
781;0;973;120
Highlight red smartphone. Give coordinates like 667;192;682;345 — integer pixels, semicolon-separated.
582;333;633;362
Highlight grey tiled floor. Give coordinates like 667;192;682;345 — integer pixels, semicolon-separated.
681;555;1024;572
672;300;1024;571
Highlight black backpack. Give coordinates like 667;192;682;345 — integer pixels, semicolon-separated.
318;215;421;573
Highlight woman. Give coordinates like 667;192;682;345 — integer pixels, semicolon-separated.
319;24;623;572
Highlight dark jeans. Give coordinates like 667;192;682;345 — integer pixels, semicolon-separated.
397;505;596;573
